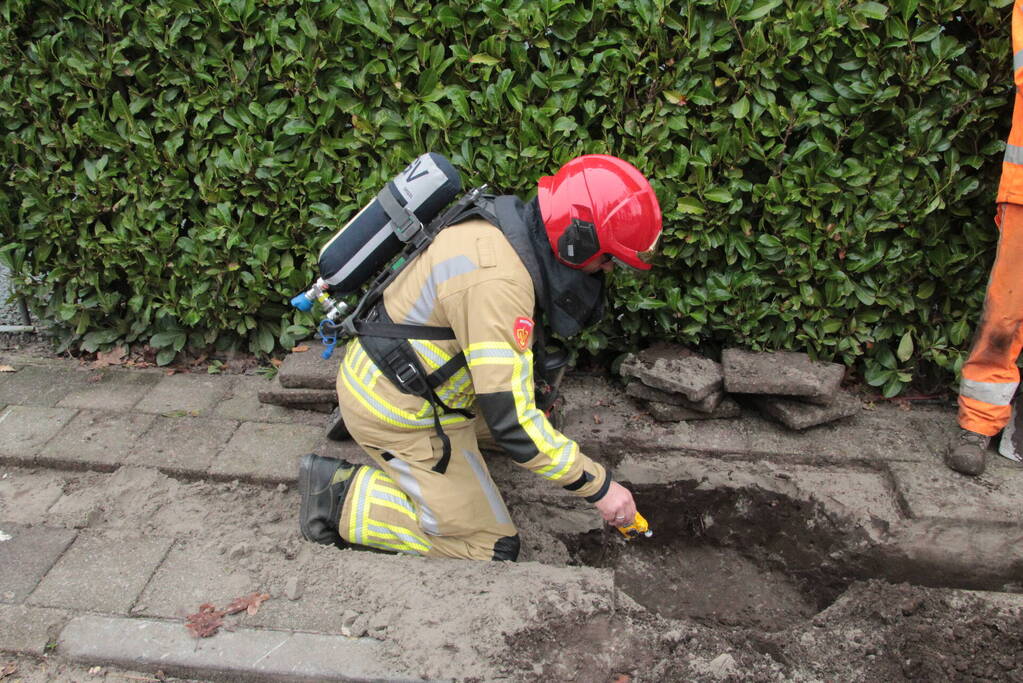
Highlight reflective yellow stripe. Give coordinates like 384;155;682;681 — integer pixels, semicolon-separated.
341;341;467;430
508;350;577;481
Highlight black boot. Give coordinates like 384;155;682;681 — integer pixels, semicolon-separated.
298;453;356;547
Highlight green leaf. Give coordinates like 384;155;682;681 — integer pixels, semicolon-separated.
855;2;889;20
676;197;706;215
468;54;501;66
896;331;913;362
705;188;733;203
738;0;782;21
729;96;750;119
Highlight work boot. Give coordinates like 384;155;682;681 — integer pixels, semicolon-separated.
298;453;356;547
944;428;990;476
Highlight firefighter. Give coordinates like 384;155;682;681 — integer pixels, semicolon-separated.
946;0;1023;476
298;155;662;560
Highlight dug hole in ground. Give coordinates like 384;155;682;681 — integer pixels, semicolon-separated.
1;340;1021;682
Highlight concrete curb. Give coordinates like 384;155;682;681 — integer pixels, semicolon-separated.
58;615;428;682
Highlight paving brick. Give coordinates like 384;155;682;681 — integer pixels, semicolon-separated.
257;377;337;408
56;369;161;411
37;410;157;469
0;603;69;655
133;374;230;416
0;406;78;458
28;532;173;614
59;616;399;682
0;469;65;523
0;524;77;602
644;396;741;422
125;415;238;476
0;365;93;407
209;422;323;483
625;380;724;413
889;461;1023;524
214;375;329;426
754;391;862;430
314;435;374;466
621;345;723;402
136;541;262;619
662;416;751;454
722;348;845;404
616;453;901;524
278;349;340;390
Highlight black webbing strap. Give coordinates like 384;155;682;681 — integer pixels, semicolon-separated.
376;183;423;243
352;320;457;340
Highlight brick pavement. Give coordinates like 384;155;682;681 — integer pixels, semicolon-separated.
0;353;1021;681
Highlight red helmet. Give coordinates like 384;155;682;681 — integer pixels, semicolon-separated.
537;154;662;270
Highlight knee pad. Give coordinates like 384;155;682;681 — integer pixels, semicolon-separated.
492;534;520;562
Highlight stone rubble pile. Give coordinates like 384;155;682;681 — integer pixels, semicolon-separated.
620;344;861;430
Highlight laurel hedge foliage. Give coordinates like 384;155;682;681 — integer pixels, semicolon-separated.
0;0;1013;394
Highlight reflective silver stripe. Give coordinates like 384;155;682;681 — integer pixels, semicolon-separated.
384;457;440;535
365;523;428;554
351;468;372;545
960;378;1019;406
462;449;513;526
466;346;517;364
405;255;477;324
1016;49;1023;73
324;220;394;287
1004;143;1023;166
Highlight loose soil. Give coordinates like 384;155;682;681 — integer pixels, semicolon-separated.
3;463;1022;682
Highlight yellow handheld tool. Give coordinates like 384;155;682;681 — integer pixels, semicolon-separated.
616;512;653;539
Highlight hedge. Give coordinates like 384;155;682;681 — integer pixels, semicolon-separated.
0;0;1013;395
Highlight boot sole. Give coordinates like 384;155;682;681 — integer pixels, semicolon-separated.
298;453;342;545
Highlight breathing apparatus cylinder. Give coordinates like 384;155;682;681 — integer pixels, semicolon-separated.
314;153;462;296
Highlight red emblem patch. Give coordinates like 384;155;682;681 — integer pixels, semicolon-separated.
513;316;534;350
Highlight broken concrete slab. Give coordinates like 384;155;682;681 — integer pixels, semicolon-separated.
722;348;844;405
28;533;174;614
620;345;723;403
754;391;862;430
58;615;403;683
625;380;724;413
0;406;78;458
38;410;157;470
0;603;69;655
888;461;1023;525
208;421;323;483
0;524;77;603
278;349;340;390
257;377;337;410
644;396;742;422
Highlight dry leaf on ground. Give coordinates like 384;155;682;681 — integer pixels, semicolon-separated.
270;358;283;368
225;592;271;616
292;345;310;353
0;365;14;373
93;345;127;368
0;662;18;679
185;603;225;638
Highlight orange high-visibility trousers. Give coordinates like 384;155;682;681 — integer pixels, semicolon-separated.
959;0;1023;435
958;203;1023;436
